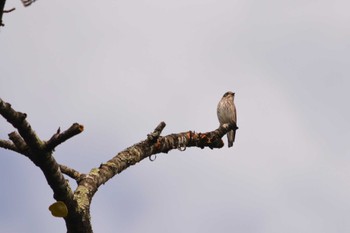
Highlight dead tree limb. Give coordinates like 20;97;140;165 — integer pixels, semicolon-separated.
0;97;237;233
0;98;89;233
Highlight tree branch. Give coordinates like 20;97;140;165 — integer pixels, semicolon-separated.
59;164;83;181
78;122;237;200
0;98;78;197
45;123;84;152
1;97;237;233
0;99;43;151
3;7;14;13
0;98;85;231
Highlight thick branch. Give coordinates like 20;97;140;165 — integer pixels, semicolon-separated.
79;122;237;199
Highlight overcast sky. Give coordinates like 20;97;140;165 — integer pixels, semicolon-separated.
1;0;350;232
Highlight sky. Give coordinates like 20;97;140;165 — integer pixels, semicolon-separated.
1;0;350;232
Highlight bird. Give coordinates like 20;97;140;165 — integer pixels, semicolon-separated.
217;91;237;148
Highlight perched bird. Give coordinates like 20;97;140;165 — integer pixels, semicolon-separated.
217;91;237;148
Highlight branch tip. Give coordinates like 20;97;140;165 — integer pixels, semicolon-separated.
45;123;84;151
72;123;84;132
78;124;84;132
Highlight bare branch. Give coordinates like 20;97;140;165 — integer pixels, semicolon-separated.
3;7;14;13
59;164;83;181
78;122;237;199
45;123;84;151
0;98;79;228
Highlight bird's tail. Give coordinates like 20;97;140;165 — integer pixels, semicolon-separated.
227;130;235;148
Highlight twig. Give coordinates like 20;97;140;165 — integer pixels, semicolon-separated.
59;164;83;181
3;7;14;13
